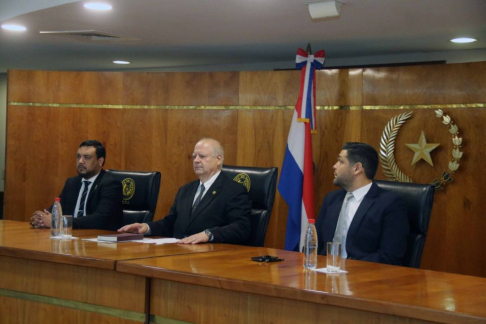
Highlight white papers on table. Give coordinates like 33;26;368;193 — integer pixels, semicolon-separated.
81;237;179;245
140;238;180;245
312;267;348;274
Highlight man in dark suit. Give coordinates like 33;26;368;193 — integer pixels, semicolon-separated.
119;138;251;244
316;142;409;265
31;140;123;231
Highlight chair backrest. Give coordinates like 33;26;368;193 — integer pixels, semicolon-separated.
222;165;278;247
106;169;161;225
374;180;435;268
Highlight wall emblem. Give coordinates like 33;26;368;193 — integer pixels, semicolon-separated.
122;178;136;203
233;173;251;192
379;109;463;190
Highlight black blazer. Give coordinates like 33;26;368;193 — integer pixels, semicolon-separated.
147;172;251;244
55;169;123;231
316;182;409;266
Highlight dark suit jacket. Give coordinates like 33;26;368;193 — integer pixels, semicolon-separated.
147;172;251;244
316;182;409;266
54;170;123;231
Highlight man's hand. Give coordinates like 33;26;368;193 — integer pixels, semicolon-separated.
118;223;149;234
31;210;52;229
179;231;210;244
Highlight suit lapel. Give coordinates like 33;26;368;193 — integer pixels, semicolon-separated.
193;174;223;215
74;178;83;193
179;180;203;232
87;170;104;203
185;173;224;228
347;182;378;239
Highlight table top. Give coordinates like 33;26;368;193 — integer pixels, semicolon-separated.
0;220;244;270
117;247;486;324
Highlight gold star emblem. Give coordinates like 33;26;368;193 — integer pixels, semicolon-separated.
405;131;440;166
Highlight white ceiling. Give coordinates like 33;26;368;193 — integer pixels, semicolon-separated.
0;0;485;73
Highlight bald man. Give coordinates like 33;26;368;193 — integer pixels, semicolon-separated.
119;138;251;244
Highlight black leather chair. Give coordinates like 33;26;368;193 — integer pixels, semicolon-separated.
375;180;435;268
106;169;161;225
222;165;278;247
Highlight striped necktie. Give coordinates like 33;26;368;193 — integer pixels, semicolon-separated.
192;184;205;213
77;181;91;217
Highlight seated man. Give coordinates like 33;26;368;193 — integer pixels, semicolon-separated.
119;138;251;245
31;140;123;231
316;142;409;265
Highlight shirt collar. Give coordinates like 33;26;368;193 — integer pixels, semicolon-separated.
200;170;221;190
349;182;372;202
81;172;100;184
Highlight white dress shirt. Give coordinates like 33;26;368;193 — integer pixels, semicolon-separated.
341;182;372;258
192;170;221;205
74;173;100;217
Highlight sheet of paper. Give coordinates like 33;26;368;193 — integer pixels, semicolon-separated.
312;267;348;274
81;237;152;243
81;237;179;244
141;238;180;245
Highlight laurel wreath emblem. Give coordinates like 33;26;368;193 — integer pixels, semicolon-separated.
431;109;463;190
379;112;413;183
379;109;463;190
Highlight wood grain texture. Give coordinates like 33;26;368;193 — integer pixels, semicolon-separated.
0;298;142;324
316;68;363;106
0;220;145;323
0;255;145;312
6;64;486;277
0;220;246;323
0;220;243;268
362;63;486;105
149;279;435;324
239;71;300;106
117;248;486;323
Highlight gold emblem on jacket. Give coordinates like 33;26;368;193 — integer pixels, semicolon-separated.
233;173;251;192
122;178;135;203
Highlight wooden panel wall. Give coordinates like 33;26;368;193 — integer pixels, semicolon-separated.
5;62;486;277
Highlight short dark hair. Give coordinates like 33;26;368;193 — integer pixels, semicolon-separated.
79;140;106;165
342;142;378;180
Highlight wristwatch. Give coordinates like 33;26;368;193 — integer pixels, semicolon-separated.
204;229;214;242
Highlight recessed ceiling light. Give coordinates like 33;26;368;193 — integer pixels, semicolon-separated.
113;60;130;65
1;24;27;32
84;2;112;11
450;37;477;44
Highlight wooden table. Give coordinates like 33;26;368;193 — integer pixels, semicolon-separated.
0;220;241;324
117;247;486;324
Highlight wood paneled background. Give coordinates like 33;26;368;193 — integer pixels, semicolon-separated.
5;63;486;277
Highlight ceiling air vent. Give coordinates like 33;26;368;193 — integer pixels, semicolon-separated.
39;30;140;42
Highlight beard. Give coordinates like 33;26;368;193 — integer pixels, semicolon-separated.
78;166;98;179
333;173;353;191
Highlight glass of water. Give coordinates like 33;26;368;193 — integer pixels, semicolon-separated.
60;215;73;239
326;242;341;272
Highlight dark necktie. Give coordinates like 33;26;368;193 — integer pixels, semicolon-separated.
192;184;205;213
77;181;91;217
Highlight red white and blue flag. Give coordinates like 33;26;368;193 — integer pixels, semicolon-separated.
278;47;325;251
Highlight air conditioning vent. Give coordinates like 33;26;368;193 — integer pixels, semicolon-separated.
39;30;140;42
